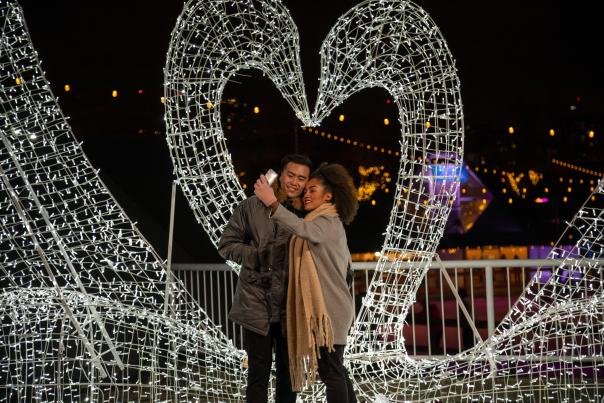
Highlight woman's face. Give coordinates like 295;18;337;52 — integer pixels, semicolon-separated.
303;178;333;211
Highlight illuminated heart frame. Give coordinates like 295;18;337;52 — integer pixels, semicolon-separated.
165;0;465;396
0;0;602;401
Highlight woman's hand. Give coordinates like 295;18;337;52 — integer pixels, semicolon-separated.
254;175;278;207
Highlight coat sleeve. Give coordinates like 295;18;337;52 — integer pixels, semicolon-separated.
218;201;259;269
270;204;330;244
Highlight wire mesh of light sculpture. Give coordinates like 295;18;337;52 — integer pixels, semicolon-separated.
1;0;602;401
0;2;245;401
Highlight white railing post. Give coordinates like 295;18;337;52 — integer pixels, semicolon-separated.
164;180;177;316
485;265;496;336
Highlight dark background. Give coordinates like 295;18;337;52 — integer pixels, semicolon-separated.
16;0;604;262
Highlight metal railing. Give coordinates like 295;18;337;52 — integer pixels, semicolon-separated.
172;259;602;354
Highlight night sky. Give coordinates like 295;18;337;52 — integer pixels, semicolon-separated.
14;0;604;262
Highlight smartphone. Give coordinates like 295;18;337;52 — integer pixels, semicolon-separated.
265;169;278;186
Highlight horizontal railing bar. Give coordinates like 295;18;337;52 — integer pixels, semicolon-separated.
347;352;604;363
173;259;604;272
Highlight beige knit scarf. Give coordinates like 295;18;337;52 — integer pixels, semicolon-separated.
286;202;338;391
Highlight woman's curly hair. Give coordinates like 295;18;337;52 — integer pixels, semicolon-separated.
311;163;359;225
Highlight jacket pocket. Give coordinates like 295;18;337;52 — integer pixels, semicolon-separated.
241;266;272;290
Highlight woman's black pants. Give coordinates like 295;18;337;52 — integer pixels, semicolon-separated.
317;345;357;403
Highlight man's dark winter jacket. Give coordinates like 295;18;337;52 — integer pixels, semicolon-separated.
218;196;298;336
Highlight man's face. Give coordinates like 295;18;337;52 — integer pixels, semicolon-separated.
279;162;310;199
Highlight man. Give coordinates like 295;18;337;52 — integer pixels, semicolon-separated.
218;154;312;403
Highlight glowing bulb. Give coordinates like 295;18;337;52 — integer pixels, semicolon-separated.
508;126;514;134
339;114;345;122
15;77;22;85
112;90;118;98
549;129;555;137
160;96;166;104
383;118;390;126
588;130;595;138
253;106;260;114
64;84;71;92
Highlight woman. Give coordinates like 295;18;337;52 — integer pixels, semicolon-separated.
254;163;358;403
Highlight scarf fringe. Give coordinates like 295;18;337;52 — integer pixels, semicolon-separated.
289;313;335;391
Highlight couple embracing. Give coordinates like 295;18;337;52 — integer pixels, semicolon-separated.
218;154;358;403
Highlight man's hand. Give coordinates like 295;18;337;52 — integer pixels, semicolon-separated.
254;175;278;207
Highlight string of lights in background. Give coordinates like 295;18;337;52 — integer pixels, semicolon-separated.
301;125;401;157
551;158;604;178
2;0;603;402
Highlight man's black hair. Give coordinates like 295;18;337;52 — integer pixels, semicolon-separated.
279;154;313;172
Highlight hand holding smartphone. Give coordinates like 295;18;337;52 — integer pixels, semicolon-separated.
255;169;278;207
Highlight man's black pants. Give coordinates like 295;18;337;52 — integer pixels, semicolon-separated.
244;322;296;403
317;345;357;403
